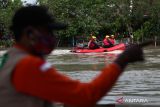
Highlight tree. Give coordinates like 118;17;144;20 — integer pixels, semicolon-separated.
1;0;158;45
0;0;22;36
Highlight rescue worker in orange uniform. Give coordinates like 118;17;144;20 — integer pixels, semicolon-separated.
0;6;145;107
88;36;100;49
110;35;116;45
103;35;113;48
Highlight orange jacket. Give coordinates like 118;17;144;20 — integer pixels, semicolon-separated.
12;46;122;107
110;38;115;45
88;40;99;49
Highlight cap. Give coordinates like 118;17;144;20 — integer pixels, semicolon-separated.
111;35;114;37
10;6;67;31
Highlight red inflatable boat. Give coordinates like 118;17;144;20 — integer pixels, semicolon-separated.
71;43;126;53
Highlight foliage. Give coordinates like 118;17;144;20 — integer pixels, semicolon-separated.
0;0;22;35
0;0;22;47
0;0;160;46
36;0;160;40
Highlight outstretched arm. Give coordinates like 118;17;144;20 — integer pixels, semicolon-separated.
12;56;122;107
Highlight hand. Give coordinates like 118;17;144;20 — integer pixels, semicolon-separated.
114;41;153;70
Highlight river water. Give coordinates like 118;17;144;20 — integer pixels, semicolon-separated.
0;46;160;106
48;46;160;106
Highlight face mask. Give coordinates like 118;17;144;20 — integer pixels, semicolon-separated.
27;28;56;57
34;35;56;55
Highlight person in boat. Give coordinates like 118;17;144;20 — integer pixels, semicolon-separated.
110;34;116;45
0;5;145;107
76;40;88;49
103;35;114;48
88;36;100;49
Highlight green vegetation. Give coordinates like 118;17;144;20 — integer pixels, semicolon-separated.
37;0;160;45
0;0;160;47
0;0;22;48
0;0;22;35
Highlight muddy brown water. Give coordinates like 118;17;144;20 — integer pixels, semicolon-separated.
0;46;159;106
48;46;160;106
